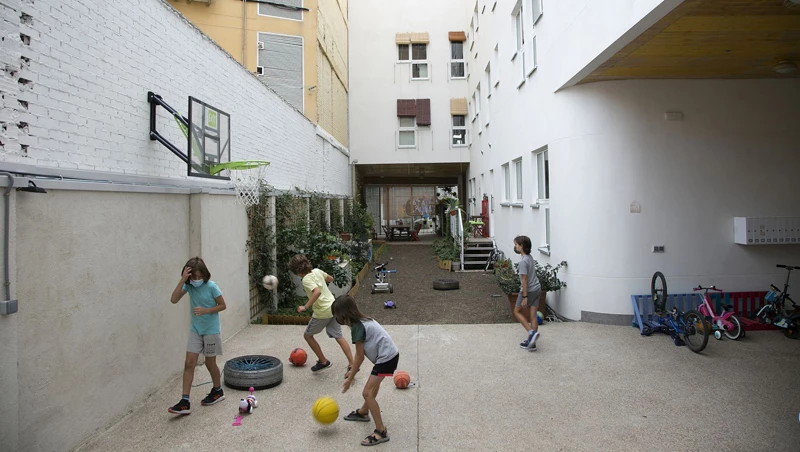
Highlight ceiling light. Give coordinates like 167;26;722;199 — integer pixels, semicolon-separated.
773;61;798;74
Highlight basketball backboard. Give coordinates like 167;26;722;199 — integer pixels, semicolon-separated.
188;97;231;179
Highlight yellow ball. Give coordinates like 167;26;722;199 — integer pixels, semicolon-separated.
312;396;339;424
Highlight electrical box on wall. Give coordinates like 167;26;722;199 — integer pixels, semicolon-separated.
734;216;800;245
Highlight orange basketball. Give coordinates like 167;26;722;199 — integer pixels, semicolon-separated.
393;371;410;389
289;348;307;366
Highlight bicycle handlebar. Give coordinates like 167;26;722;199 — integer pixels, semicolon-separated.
777;264;799;270
694;285;722;292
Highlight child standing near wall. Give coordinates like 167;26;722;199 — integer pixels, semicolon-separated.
333;295;399;447
168;257;227;415
514;236;542;351
289;254;354;373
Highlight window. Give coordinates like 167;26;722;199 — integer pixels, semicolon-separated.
513;158;523;202
411;44;428;79
451;41;465;79
398;44;410;61
514;6;524;55
257;33;304;112
399;42;428;80
532;0;543;24
398;117;416;148
471;93;477;122
542;207;551;254
513;2;526;83
473;2;479;32
502;163;510;202
476;84;482;132
452;115;467;146
485;64;492;97
535;148;549;201
258;0;302;21
493;45;499;87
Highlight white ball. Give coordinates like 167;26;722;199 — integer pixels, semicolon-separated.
262;274;278;290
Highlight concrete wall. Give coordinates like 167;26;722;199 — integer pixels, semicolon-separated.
0;0;350;193
463;0;800;320
6;187;249;452
349;0;470;165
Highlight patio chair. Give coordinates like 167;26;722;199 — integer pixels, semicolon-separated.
382;225;392;240
410;223;422;241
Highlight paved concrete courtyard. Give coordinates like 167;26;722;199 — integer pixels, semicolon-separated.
77;322;800;451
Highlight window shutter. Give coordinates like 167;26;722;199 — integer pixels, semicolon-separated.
397;99;416;117
410;32;429;44
416;99;431;126
448;31;467;42
258;33;304;112
395;33;411;44
258;0;303;20
450;98;467;115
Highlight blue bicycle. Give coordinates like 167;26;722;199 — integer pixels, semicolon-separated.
640;272;710;353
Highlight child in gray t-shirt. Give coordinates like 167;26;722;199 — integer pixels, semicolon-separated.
514;235;542;351
333;295;400;446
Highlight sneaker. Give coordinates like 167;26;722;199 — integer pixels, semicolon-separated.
311;360;332;372
526;331;539;349
528;343;537;351
168;398;191;415
201;388;225;406
519;339;529;349
344;409;371;422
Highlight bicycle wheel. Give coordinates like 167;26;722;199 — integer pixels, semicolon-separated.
651;272;668;313
723;315;743;340
681;310;709;353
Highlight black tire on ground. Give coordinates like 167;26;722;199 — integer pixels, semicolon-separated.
784;326;800;339
224;355;283;390
433;279;460;290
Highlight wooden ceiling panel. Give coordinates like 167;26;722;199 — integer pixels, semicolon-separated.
579;0;800;84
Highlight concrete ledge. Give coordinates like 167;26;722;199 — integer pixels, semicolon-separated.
581;310;632;326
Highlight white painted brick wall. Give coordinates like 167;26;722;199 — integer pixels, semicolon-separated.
0;0;351;196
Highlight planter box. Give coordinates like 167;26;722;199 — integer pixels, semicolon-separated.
437;258;452;271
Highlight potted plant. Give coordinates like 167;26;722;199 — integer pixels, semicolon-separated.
535;261;568;317
494;258;525;320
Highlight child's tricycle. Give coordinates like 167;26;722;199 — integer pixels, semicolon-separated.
371;260;396;294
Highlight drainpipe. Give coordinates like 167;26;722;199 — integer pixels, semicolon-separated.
0;172;13;301
242;0;247;65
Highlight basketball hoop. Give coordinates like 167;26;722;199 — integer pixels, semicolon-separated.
210;160;270;206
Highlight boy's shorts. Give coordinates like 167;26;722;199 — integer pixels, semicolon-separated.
516;289;541;309
372;352;400;377
188;331;223;356
305;316;344;339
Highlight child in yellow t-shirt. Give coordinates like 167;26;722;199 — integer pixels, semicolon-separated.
289;254;354;373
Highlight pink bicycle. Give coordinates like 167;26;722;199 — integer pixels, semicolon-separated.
694;285;744;340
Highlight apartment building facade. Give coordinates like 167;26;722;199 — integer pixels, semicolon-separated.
351;0;800;322
169;0;349;146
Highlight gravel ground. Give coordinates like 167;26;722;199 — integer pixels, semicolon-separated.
353;244;516;325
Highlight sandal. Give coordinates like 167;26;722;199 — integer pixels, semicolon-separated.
344;408;370;422
361;428;389;446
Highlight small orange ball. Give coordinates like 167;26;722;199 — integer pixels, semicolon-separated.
393;371;410;389
289;348;307;366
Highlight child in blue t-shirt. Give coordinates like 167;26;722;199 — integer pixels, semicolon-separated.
167;257;227;415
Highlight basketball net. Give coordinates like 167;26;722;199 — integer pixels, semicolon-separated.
210;160;270;207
